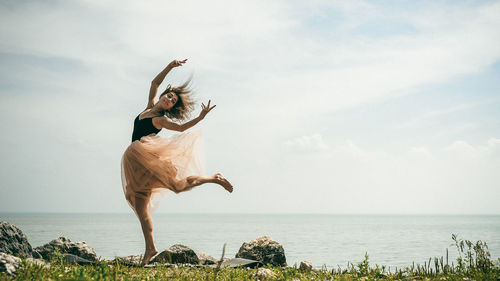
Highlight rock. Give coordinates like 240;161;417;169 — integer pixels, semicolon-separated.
0;252;21;275
196;252;217;265
235;236;287;267
25;257;50;269
34;236;97;261
64;253;94;264
299;261;312;271
150;244;199;265
0;221;33;258
31;250;42;259
145;263;180;268
250;267;275;280
217;257;262;268
114;255;143;266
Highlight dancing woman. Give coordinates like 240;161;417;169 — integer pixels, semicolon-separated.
121;58;233;265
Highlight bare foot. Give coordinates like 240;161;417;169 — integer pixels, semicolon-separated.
214;173;233;193
141;248;158;266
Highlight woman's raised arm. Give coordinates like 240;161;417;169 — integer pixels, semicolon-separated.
156;100;216;132
147;59;187;109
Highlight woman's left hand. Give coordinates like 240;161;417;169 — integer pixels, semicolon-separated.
199;100;216;119
169;59;187;68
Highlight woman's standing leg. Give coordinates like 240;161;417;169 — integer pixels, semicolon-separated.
134;195;159;265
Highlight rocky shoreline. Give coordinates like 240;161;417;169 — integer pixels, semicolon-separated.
1;221;311;276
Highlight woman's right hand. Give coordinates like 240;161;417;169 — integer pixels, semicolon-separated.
199;100;216;119
169;59;187;68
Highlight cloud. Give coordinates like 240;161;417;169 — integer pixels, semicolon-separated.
3;1;500;112
394;97;500;129
285;134;329;151
274;137;500;214
1;1;499;214
444;138;500;156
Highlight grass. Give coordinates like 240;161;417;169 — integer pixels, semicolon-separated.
1;235;499;280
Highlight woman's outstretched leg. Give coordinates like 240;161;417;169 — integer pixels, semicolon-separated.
174;173;233;193
134;196;159;265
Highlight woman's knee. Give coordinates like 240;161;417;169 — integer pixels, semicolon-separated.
169;180;186;193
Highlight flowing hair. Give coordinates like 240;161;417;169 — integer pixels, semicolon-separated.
159;78;196;121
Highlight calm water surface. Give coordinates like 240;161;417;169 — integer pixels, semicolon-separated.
1;213;499;269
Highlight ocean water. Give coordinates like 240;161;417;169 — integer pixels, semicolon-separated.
1;213;499;270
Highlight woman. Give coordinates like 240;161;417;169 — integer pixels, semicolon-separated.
121;58;233;265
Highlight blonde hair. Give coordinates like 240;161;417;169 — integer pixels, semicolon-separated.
160;79;196;121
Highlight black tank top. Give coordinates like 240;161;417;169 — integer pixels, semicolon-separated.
131;114;161;142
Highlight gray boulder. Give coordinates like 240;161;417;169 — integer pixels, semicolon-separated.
235;236;287;267
34;236;97;261
26;257;50;269
250;267;275;280
114;255;143;266
299;261;312;271
150;244;199;264
0;252;21;275
196;252;217;265
0;221;33;258
64;253;94;264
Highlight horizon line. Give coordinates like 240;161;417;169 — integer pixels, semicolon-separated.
1;212;499;216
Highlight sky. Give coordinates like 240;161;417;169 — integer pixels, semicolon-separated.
0;0;499;214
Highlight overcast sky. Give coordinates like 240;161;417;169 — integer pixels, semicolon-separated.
1;0;499;214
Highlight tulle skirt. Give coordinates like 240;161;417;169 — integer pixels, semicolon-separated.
121;128;205;214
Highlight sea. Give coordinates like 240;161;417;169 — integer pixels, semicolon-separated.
1;213;499;270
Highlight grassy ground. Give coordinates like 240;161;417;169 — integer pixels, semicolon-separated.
2;235;499;280
3;258;500;281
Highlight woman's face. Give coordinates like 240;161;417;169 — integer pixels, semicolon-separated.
159;92;178;110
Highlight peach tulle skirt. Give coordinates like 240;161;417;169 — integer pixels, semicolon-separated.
121;128;205;214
